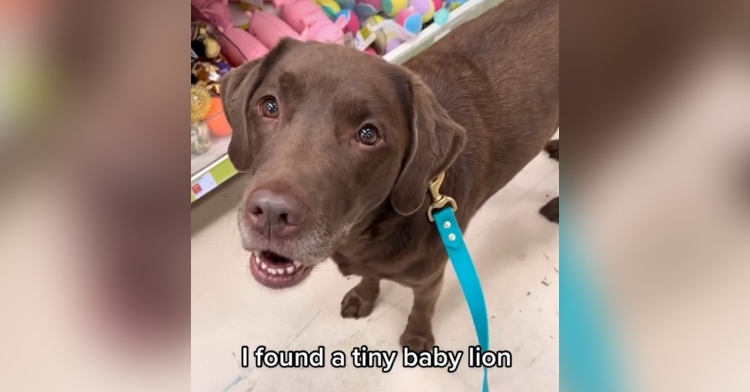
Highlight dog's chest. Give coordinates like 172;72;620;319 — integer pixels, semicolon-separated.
330;247;443;288
331;252;406;280
331;218;445;283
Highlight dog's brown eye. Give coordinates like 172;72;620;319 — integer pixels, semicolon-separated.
260;97;279;118
356;125;380;146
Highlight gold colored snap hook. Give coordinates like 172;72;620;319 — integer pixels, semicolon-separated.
428;172;446;203
427;172;458;222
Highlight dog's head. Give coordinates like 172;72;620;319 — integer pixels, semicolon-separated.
221;39;466;288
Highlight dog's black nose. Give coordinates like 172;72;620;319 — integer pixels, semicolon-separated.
245;189;306;238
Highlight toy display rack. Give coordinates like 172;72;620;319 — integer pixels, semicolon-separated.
191;0;501;203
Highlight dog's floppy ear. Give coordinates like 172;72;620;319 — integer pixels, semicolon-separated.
390;70;467;216
220;38;301;171
220;59;261;171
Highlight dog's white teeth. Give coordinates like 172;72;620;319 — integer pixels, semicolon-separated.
268;268;277;275
260;261;268;270
286;266;295;274
293;261;302;268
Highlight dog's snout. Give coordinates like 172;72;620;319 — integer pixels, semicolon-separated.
245;189;306;238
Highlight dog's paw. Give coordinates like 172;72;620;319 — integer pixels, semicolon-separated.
399;329;435;352
540;197;559;223
340;289;376;319
544;139;559;161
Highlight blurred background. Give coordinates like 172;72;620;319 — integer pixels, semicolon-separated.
564;1;750;390
0;0;190;391
0;0;748;390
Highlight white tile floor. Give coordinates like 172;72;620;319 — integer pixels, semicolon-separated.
191;136;559;392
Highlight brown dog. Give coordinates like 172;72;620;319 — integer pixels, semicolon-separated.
220;0;558;350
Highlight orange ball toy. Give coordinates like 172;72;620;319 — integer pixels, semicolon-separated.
205;97;232;138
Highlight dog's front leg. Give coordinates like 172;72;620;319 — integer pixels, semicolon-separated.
340;276;381;319
400;272;444;351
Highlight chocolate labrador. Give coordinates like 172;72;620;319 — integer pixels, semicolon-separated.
220;0;558;350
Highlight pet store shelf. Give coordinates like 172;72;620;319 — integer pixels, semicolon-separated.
190;0;502;203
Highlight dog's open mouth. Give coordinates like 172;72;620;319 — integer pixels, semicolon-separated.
249;250;312;289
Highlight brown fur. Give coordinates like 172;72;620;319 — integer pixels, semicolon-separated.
221;0;559;349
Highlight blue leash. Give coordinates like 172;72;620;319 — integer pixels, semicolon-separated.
428;173;490;392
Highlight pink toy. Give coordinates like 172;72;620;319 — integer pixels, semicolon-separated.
191;0;216;9
214;24;270;65
279;0;347;44
196;0;234;26
196;0;270;65
270;0;302;8
279;0;334;33
304;19;347;43
246;10;303;49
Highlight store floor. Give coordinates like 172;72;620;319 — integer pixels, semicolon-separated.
191;135;560;392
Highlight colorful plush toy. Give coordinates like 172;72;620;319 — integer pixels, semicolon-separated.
191;22;222;60
246;10;303;48
191;22;231;95
434;0;466;25
192;62;218;95
409;0;435;23
395;6;422;33
382;0;408;17
335;8;360;34
433;7;449;25
198;0;269;64
353;0;378;21
315;0;342;19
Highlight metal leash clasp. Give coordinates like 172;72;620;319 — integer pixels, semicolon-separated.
427;172;458;222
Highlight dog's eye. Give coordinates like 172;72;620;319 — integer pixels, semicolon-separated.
356;124;380;146
260;97;279;118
